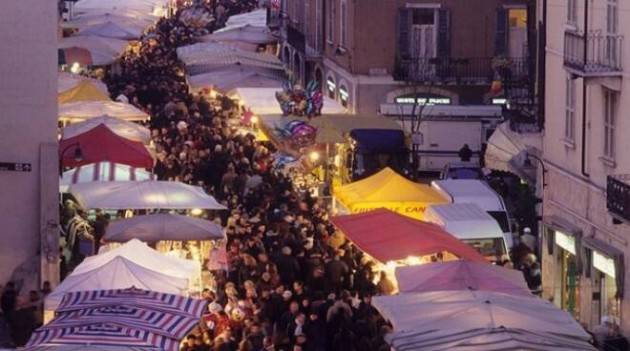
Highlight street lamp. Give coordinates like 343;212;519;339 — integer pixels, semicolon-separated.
59;142;83;175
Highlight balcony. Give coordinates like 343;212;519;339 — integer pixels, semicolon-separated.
394;57;529;85
564;30;623;77
607;175;630;222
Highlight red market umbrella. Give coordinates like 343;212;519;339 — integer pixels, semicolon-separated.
59;124;153;169
330;209;486;263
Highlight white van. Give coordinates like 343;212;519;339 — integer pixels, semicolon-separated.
430;179;514;248
424;203;509;261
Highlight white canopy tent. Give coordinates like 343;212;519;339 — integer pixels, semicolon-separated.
60;162;155;192
484;122;542;182
177;42;284;75
105;213;225;242
45;239;199;312
202;24;277;45
61;116;151;143
225;9;267;28
59;101;149;123
63;10;157;30
372;290;590;339
74;0;169;17
77;20;144;40
58;72;109;94
69;181;227;210
59;35;129;66
188;68;282;93
230;87;348;115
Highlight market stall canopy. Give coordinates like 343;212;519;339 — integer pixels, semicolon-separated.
44;239;200;311
77;20;144;40
330;209;486;263
202;24;277;45
229;88;346;116
74;0;169;16
63;11;157;31
59;124;154;168
62;116;151;143
69;181;227;210
23;344;161;351
423;203;507;243
60;162;155;192
395;261;531;296
384;327;597;351
177;42;284;75
188;68;283;93
105;213;225;242
372;290;591;339
59;101;149;122
484;122;542;183
59;35;129;66
334;167;448;219
225;9;267;27
58;72;109;94
58;80;110;104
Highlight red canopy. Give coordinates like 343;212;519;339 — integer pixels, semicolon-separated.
59;124;154;169
331;209;486;263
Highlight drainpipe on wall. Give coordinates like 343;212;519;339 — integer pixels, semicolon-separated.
581;0;590;177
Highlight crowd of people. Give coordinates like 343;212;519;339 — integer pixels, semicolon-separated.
103;2;393;351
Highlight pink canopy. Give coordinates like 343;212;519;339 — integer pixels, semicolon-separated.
331;209;485;263
395;260;531;296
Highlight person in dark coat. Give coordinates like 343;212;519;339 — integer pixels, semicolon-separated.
458;144;473;162
325;252;349;293
276;247;300;286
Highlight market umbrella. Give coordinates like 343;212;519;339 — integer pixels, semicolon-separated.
77;20;143;40
58;36;128;66
58;80;111;104
330;209;486;263
58;72;109;94
59;101;149;123
62;116;151;143
372;290;591;339
69;181;227;210
395;261;531;296
60;162;155;192
59;124;154;168
105;213;225;242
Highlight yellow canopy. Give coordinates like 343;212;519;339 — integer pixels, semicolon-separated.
334;167;448;219
58;80;110;104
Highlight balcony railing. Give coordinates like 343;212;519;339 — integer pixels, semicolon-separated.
607;175;630;222
564;30;623;76
394;57;529;84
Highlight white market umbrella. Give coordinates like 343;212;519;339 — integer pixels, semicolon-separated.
105;213;225;242
77;20;143;40
372;290;590;340
58;72;109;94
60;162;155;192
62;116;151;143
69;181;227;210
59;101;149;122
59;35;129;65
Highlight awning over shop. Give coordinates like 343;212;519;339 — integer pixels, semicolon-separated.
485;122;542;182
334;167;448;219
58;80;111;104
349;129;406;154
331;209;486;263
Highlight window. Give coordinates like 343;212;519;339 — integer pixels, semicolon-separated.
315;0;322;51
606;0;619;66
326;75;336;99
339;85;349;107
567;0;577;25
327;0;335;43
340;0;347;47
607;0;618;34
604;90;617;159
565;75;576;142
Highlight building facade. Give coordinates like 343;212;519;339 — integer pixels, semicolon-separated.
0;1;59;290
280;0;537;117
542;0;630;334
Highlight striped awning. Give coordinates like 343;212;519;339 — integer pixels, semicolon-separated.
26;288;207;351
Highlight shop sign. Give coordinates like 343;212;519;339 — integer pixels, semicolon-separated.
395;97;451;105
492;98;508;105
555;230;576;255
593;250;616;278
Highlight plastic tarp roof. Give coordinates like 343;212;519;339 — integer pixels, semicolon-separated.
77;20;144;40
69;181;227;210
330;209;486;263
484;122;542;182
202;24;277;45
45;239;198;311
225;9;267;27
350;129;406;153
395;261;531;296
59;101;149;122
334;167;448;219
59;124;154;169
423;203;505;241
105;213;225;242
177;42;284;74
62;116;150;143
58;72;109;94
187;68;282;93
59;36;128;65
60;162;154;193
372;290;591;341
58;80;110;104
230;87;347;115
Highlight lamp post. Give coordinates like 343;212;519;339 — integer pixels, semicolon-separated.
59;142;83;175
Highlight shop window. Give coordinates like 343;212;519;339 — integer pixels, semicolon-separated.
339;85;349;108
326;76;336;99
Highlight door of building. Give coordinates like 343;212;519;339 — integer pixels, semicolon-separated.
507;8;527;59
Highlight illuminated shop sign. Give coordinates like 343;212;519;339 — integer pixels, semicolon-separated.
395;97;451;105
593;250;616;278
555;230;576;255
